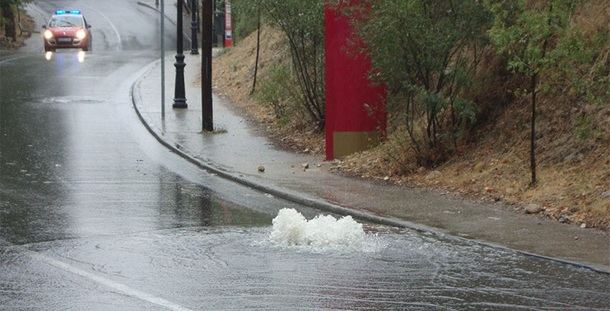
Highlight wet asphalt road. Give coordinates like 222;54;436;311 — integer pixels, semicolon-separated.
1;0;610;310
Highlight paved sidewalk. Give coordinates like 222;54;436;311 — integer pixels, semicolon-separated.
133;54;610;272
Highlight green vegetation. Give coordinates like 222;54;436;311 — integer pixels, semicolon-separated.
231;0;258;41
233;0;325;130
348;0;492;166
1;0;31;42
228;0;608;181
487;0;609;185
488;0;578;186
575;115;593;140
254;64;302;126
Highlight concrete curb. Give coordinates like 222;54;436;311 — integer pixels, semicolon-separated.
130;60;610;275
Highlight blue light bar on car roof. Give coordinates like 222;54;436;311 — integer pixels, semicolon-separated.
55;10;81;15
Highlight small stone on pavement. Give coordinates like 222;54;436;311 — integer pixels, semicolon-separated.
525;204;543;214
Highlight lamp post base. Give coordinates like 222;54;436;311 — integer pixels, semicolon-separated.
173;52;187;109
173;98;188;109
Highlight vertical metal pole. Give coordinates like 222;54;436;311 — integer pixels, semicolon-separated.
202;0;213;131
190;0;199;55
160;0;166;119
196;2;200;33
173;0;188;108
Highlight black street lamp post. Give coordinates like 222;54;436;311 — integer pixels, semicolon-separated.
173;0;187;109
190;0;199;55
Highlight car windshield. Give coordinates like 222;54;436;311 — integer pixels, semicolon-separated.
49;15;84;27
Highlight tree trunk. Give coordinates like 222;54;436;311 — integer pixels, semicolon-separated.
529;3;553;187
530;73;538;186
251;8;261;95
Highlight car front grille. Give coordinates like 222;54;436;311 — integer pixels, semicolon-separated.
56;37;73;44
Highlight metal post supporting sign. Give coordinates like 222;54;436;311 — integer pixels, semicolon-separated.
160;0;165;119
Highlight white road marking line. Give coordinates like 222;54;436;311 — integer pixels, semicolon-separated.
2;239;193;311
86;6;123;50
0;55;30;64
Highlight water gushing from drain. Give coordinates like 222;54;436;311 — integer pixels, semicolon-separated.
269;208;369;251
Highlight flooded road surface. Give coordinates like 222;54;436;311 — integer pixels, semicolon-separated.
1;0;609;310
3;225;610;310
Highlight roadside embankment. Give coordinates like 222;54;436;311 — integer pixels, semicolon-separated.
0;6;35;50
211;4;610;231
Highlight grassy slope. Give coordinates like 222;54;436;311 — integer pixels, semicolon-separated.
212;26;324;154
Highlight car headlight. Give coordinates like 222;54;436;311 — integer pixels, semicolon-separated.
76;29;87;40
43;29;54;40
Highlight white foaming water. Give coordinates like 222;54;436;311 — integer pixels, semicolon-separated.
269;208;378;252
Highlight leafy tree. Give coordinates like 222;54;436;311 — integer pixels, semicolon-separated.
231;0;259;41
231;0;262;94
346;0;492;166
262;0;325;129
233;0;325;130
487;0;577;186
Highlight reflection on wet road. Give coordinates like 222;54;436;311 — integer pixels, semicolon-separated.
43;50;86;63
1;0;610;310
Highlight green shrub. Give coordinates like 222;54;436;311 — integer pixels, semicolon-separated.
254;64;302;126
264;0;325;129
236;0;325;130
575;115;592;140
347;0;493;166
232;0;260;41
